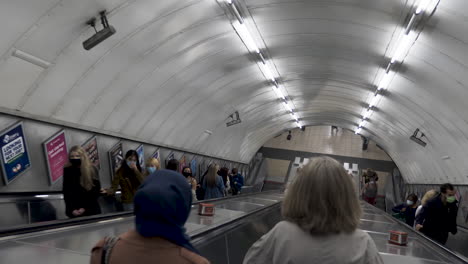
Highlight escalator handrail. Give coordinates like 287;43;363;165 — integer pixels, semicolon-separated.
0;191;282;238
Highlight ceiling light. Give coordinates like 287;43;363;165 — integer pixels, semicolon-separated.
362;109;372;120
283;101;293;112
378;72;392;90
391;32;416;63
355;127;362;135
296;121;302;128
232;21;259;53
369;94;380;108
291;112;299;121
259;61;275;82
359;120;367;128
226;0;233;3
13;49;51;69
415;0;434;15
274;86;286;100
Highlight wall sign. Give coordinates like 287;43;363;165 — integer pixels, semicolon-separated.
82;136;100;170
0;122;32;184
179;155;186;172
43;130;68;185
190;158;197;178
136;144;144;168
108;142;123;180
152;148;160;161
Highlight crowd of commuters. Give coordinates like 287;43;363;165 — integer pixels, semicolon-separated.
62;147;244;218
61;146;460;262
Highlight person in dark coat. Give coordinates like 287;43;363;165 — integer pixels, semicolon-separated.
230;168;244;195
63;145;102;218
415;183;458;245
392;193;418;227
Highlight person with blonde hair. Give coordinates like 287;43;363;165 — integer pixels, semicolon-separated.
63;145;102;218
144;157;160;177
202;164;225;199
414;189;437;228
243;156;383;264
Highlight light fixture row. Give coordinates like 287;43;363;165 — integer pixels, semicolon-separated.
355;0;438;134
227;0;302;128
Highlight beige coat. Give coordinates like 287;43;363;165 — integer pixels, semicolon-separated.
243;221;384;264
90;230;210;264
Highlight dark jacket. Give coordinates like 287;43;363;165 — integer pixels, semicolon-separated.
415;194;458;244
110;167;144;204
231;173;244;191
62;166;101;218
392;203;417;227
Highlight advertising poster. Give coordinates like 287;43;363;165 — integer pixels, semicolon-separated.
82;136;100;170
0;122;31;184
152;148;160;161
108;142;123;180
136;145;144;168
43;130;68;185
190;158;197;178
165;152;174;168
179;155;186;172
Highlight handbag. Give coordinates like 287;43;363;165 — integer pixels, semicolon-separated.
101;236;120;264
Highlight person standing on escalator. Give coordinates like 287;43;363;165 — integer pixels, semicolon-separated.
106;150;144;211
63;146;102;218
415;183;458;245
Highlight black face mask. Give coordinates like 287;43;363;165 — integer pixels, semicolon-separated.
182;172;192;177
70;159;81;167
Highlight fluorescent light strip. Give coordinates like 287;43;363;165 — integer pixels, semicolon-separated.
359;120;367;128
362;109;372;120
391;32;416;63
274;87;286;100
259;61;276;82
13;49;51;69
283;101;293;112
232;21;259;53
296;121;302;128
368;94;380;108
291;112;298;121
378;72;392;90
355;127;362;135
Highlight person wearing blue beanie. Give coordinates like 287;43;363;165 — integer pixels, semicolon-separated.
91;169;209;264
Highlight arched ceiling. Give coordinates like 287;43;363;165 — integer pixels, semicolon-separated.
0;0;467;184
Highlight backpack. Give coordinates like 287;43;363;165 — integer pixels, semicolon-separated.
364;181;378;198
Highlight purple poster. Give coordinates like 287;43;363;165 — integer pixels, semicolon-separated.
43;130;68;185
82;136;100;170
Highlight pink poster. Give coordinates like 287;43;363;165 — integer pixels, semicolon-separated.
43;130;68;184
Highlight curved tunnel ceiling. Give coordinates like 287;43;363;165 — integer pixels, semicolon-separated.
0;0;467;184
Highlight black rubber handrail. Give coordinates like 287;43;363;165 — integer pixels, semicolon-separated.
0;191;280;238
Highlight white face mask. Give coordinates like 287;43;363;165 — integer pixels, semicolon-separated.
406;200;414;206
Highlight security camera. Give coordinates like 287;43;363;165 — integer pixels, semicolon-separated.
287;131;292;140
410;128;427;147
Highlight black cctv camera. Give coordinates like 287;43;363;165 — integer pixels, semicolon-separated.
410;128;427;147
287;131;292;140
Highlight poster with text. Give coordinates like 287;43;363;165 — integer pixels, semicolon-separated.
136;145;144;168
43;130;68;185
0;122;32;184
179;155;186;173
108;142;123;180
82;136;100;170
152;148;160;161
190;158;197;178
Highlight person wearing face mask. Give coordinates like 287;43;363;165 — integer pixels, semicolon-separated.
182;167;197;201
107;150;144;211
63;146;102;218
144;157;160;178
415;183;459;245
391;193;418;226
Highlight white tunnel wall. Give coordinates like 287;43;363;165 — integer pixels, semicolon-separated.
0;0;468;184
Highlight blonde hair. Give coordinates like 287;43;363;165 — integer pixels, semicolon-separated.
145;157;160;176
67;145;96;191
282;156;362;234
421;189;438;205
206;164;219;187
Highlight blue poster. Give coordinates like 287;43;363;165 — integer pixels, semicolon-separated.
0;122;31;184
190;158;197;177
136;145;144;168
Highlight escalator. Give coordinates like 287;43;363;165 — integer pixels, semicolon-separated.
0;191;466;264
